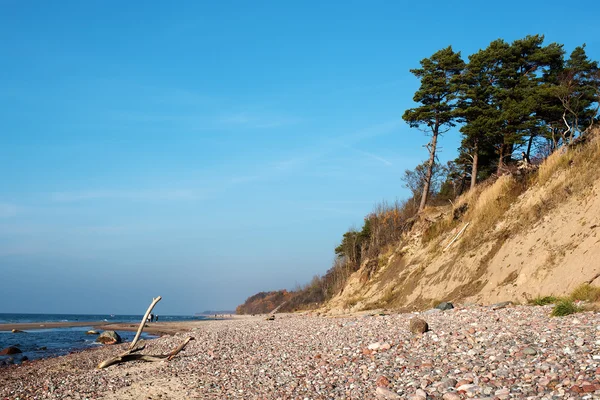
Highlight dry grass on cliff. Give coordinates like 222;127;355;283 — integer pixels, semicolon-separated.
538;129;600;196
458;174;524;249
422;128;600;254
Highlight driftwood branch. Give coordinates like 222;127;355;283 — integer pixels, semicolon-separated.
97;337;194;369
443;223;470;252
97;296;195;369
130;296;161;350
269;301;287;314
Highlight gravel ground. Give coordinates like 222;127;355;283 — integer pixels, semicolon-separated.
1;305;599;399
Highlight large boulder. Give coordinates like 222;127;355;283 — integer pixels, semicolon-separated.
96;330;122;345
491;301;512;310
435;302;454;311
409;317;429;334
0;346;22;355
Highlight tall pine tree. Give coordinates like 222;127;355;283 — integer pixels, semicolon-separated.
403;46;465;212
494;35;563;172
457;41;505;188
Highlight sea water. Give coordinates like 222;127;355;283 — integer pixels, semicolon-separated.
0;313;205;364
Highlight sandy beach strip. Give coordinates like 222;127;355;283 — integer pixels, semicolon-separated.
95;321;213;336
0;320;214;335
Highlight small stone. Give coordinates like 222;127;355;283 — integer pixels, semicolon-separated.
438;378;458;390
455;379;470;387
522;347;537;355
376;375;391;388
569;385;582;393
495;387;510;399
410;318;429;334
575;338;584;346
582;384;596;393
442;393;461;400
376;386;401;399
0;346;22;355
456;383;476;392
368;342;381;350
538;377;550;386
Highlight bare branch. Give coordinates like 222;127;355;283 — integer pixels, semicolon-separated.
130;296;161;350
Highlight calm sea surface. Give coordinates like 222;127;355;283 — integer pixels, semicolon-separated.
0;313;206;364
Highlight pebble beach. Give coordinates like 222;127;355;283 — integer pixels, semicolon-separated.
1;304;599;399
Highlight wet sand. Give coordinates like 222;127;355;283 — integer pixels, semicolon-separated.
0;320;211;335
95;321;211;336
0;321;111;331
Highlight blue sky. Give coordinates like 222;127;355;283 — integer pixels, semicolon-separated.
1;1;599;314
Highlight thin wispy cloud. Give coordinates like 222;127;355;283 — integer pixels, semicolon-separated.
106;109;300;131
50;189;203;203
270;119;402;173
346;146;393;166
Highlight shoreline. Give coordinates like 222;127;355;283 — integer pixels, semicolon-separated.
0;321;112;332
0;316;234;334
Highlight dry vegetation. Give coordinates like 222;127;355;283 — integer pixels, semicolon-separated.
422;128;600;255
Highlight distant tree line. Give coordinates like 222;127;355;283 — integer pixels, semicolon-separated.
236;35;599;314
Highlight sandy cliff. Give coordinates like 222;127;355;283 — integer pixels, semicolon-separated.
324;130;600;313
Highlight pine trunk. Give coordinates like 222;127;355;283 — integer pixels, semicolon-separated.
470;140;479;190
497;143;506;175
526;134;534;159
419;130;439;212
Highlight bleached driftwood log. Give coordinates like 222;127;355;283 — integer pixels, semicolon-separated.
130;296;162;350
97;336;194;369
443;222;470;252
97;296;194;369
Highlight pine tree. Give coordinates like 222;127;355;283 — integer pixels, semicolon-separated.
403;46;465;212
494;35;564;172
457;41;505;188
554;45;600;143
